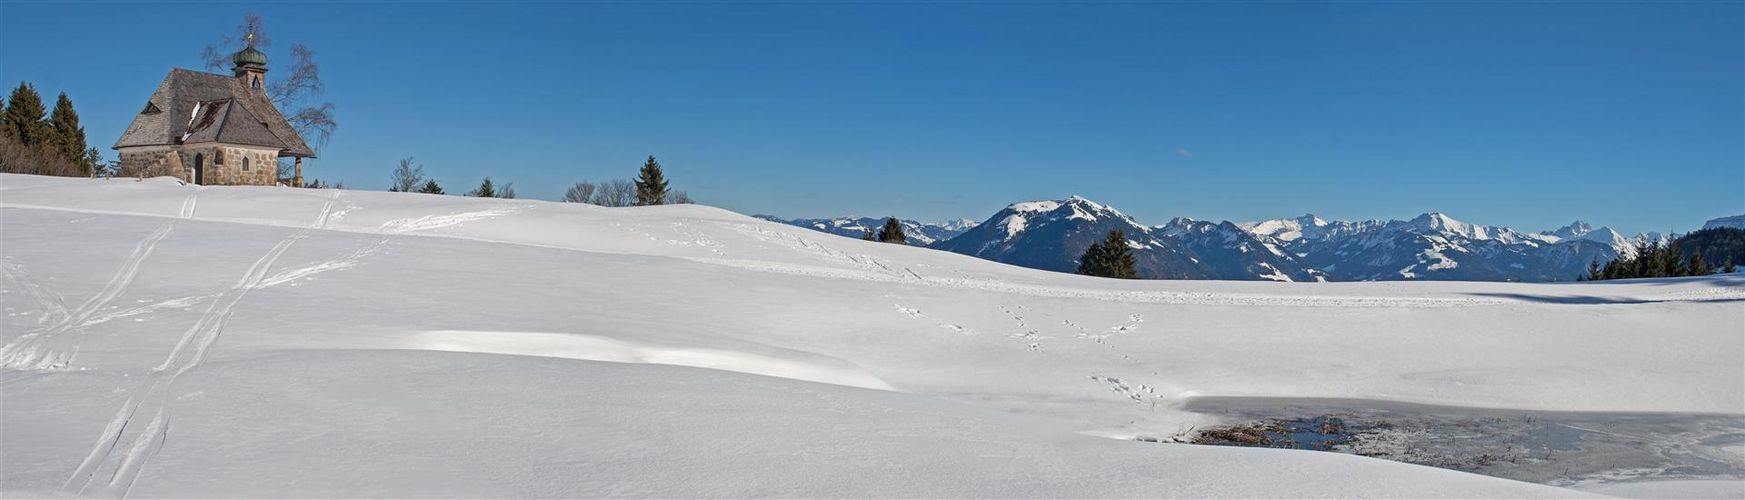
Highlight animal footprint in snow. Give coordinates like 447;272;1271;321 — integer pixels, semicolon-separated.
1109;314;1144;335
893;304;925;318
1088;375;1148;403
895;305;975;335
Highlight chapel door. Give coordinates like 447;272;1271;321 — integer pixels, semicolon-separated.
193;153;204;185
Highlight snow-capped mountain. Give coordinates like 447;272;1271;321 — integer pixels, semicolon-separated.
933;197;1321;281
1155;217;1323;282
931;197;1205;279
1536;221;1646;258
1265;215;1617;282
932;198;1633;282
1704;214;1745;230
768;197;1689;283
1228;213;1627;282
753;215;977;246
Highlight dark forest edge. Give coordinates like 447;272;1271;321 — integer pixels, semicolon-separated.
1583;227;1743;280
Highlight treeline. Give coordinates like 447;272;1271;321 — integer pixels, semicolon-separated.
1584;227;1742;280
0;81;104;177
388;156;514;198
388;154;691;205
561;156;689;206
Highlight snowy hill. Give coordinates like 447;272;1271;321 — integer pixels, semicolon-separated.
3;174;1741;497
753;215;976;246
1705;214;1745;230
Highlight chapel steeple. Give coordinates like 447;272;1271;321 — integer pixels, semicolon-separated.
232;29;268;90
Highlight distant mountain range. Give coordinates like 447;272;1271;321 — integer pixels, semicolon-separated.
761;201;1742;282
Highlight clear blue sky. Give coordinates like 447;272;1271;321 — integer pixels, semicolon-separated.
2;1;1740;234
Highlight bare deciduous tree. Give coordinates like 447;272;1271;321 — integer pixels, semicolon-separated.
284;101;337;147
563;181;596;203
201;12;271;69
664;190;693;204
498;182;516;199
390;156;425;192
594;179;635;207
0;135;84;177
202;12;337;156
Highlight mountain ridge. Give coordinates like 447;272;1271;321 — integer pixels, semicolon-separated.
764;197;1699;282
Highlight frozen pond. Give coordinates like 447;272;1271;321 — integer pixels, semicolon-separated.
1180;397;1745;488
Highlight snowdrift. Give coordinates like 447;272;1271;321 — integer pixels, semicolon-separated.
2;174;1740;497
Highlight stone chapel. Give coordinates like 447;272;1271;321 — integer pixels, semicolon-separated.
113;33;315;186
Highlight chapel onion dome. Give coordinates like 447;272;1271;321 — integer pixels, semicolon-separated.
232;45;268;69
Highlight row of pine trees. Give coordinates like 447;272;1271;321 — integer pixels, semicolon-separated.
0;81;103;177
1584;228;1741;280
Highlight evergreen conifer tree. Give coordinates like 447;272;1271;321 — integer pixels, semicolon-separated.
634;155;669;206
469;177;495;198
1076;240;1106;276
1663;241;1687;276
1688;251;1712;276
1077;230;1138;279
2;82;51;148
1584;257;1602;281
877;217;906;244
418;179;444;194
862;228;875;241
1102;229;1139;279
1724;259;1737;274
49;93;88;173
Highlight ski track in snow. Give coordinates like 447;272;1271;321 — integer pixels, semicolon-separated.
78;294;215;328
60;222;394;498
2;258;71;326
63;232;302;498
376;207;522;234
312;190;340;229
258;238;390;289
0;223;174;371
176;194;196;219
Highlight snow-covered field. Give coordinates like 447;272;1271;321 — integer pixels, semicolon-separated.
3;174;1741;498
